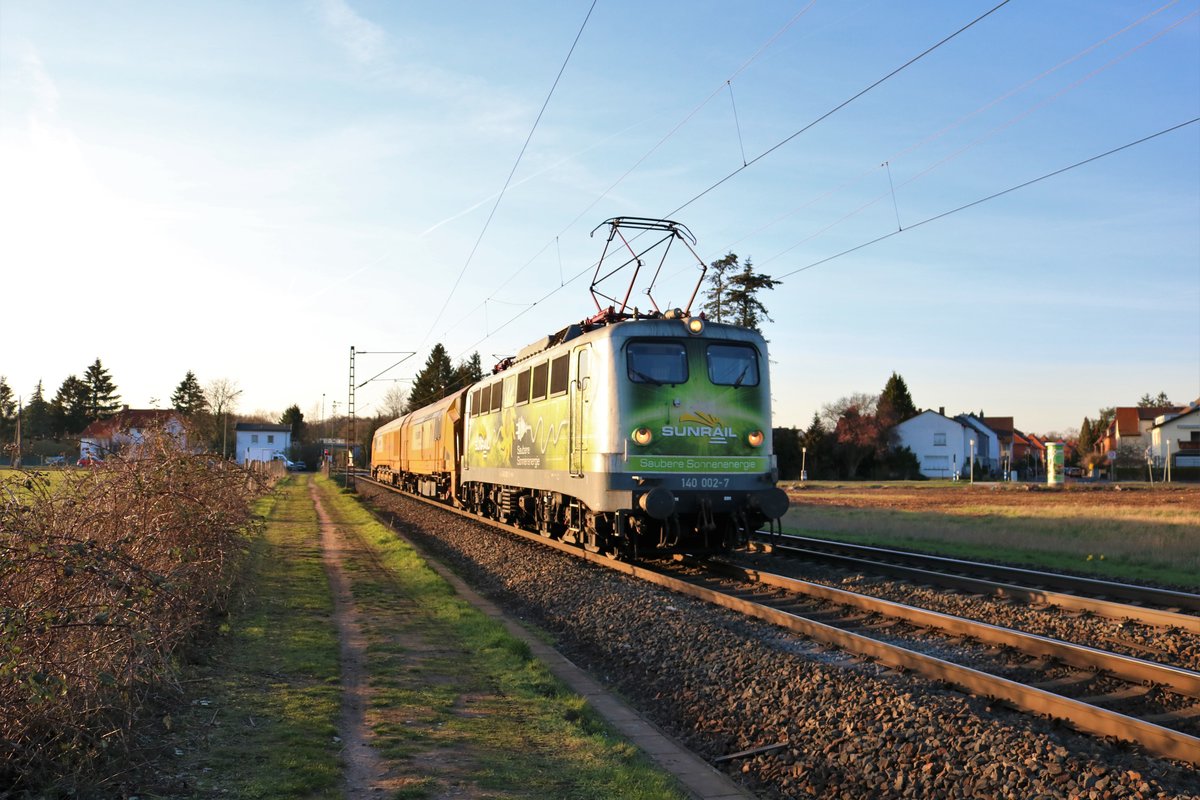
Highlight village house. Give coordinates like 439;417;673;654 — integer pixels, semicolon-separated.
1149;405;1200;468
79;408;190;461
234;422;292;465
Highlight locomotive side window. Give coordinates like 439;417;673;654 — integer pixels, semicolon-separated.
489;382;502;413
706;343;759;387
628;341;688;385
471;388;483;415
531;361;549;400
549;354;569;396
515;368;531;405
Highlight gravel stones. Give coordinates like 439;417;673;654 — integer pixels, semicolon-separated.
358;485;1200;799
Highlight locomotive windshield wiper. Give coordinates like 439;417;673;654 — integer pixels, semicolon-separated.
733;366;750;388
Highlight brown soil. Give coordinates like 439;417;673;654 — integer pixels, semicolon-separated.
785;482;1200;513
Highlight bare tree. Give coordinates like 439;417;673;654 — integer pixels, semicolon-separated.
380;383;408;418
820;392;879;431
205;379;242;459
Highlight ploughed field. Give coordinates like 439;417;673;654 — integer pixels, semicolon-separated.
355;482;1200;799
779;482;1200;589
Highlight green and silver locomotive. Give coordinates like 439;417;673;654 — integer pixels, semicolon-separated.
459;310;788;556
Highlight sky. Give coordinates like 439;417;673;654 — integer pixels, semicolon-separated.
1;0;1197;435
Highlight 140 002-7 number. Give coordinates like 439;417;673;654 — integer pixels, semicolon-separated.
680;477;730;489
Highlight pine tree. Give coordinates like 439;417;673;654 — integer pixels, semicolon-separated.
877;372;918;426
0;376;15;443
725;257;779;332
171;370;208;414
406;344;455;413
451;352;483;392
1077;417;1095;456
23;381;52;440
51;375;91;437
280;405;306;442
701;253;739;323
83;358;121;420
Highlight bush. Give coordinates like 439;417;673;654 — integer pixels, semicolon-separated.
0;432;269;792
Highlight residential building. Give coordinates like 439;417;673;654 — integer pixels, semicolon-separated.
1100;406;1186;457
79;408;190;460
955;414;1000;473
891;409;974;479
1150;405;1200;467
235;422;293;465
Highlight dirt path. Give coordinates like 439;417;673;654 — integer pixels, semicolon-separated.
308;478;388;799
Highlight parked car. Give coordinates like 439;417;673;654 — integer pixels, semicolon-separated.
77;457;102;467
44;456;66;466
1065;466;1083;478
288;460;306;471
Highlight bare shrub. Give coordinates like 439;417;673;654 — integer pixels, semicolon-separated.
0;430;270;792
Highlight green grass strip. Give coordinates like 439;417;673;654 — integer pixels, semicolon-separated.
165;478;343;799
313;476;688;800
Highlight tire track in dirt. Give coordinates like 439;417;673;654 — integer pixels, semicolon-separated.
308;478;386;799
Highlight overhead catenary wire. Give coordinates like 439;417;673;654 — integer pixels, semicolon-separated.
660;0;1014;221
420;0;599;350
772;118;1200;281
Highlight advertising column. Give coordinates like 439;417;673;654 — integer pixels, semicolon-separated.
1047;441;1065;486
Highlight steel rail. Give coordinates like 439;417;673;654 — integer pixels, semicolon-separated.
752;538;1200;634
696;559;1200;699
762;533;1200;613
354;477;1200;766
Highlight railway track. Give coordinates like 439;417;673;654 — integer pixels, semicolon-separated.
354;476;1200;766
752;532;1200;632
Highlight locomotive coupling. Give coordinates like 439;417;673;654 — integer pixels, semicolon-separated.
638;486;677;520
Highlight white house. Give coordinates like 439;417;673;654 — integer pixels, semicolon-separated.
956;414;1001;473
234;423;292;465
891;410;973;479
1150;405;1200;467
79;408;190;460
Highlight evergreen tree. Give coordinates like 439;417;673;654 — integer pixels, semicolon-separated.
772;426;802;479
171;370;208;414
725;257;779;332
877;372;918;427
406;344;455;412
1077;417;1095;456
51;375;91;437
0;376;15;444
701;253;739;323
23;381;52;439
1137;391;1172;407
452;352;484;392
801;412;831;479
83;358;121;420
280;404;306;442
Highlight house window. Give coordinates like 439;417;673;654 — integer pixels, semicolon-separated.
252;435;259;443
268;435;274;444
934;432;946;446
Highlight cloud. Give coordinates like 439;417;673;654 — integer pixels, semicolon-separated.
317;0;389;66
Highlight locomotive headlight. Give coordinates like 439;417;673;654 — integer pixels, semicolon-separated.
633;427;653;446
686;317;705;335
747;430;765;447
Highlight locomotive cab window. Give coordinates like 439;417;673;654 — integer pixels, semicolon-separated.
706;343;759;387
628;341;688;385
549;354;569;396
515;368;531;405
531;361;549;401
471;388;484;415
489;382;502;413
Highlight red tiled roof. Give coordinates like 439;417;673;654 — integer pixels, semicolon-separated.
981;416;1014;443
80;409;184;439
1137;406;1183;421
1114;407;1141;436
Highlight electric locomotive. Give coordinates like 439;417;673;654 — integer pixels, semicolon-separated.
459;310;787;556
371;217;789;557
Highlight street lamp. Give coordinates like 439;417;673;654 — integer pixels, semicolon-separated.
969;439;975;485
801;446;808;481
